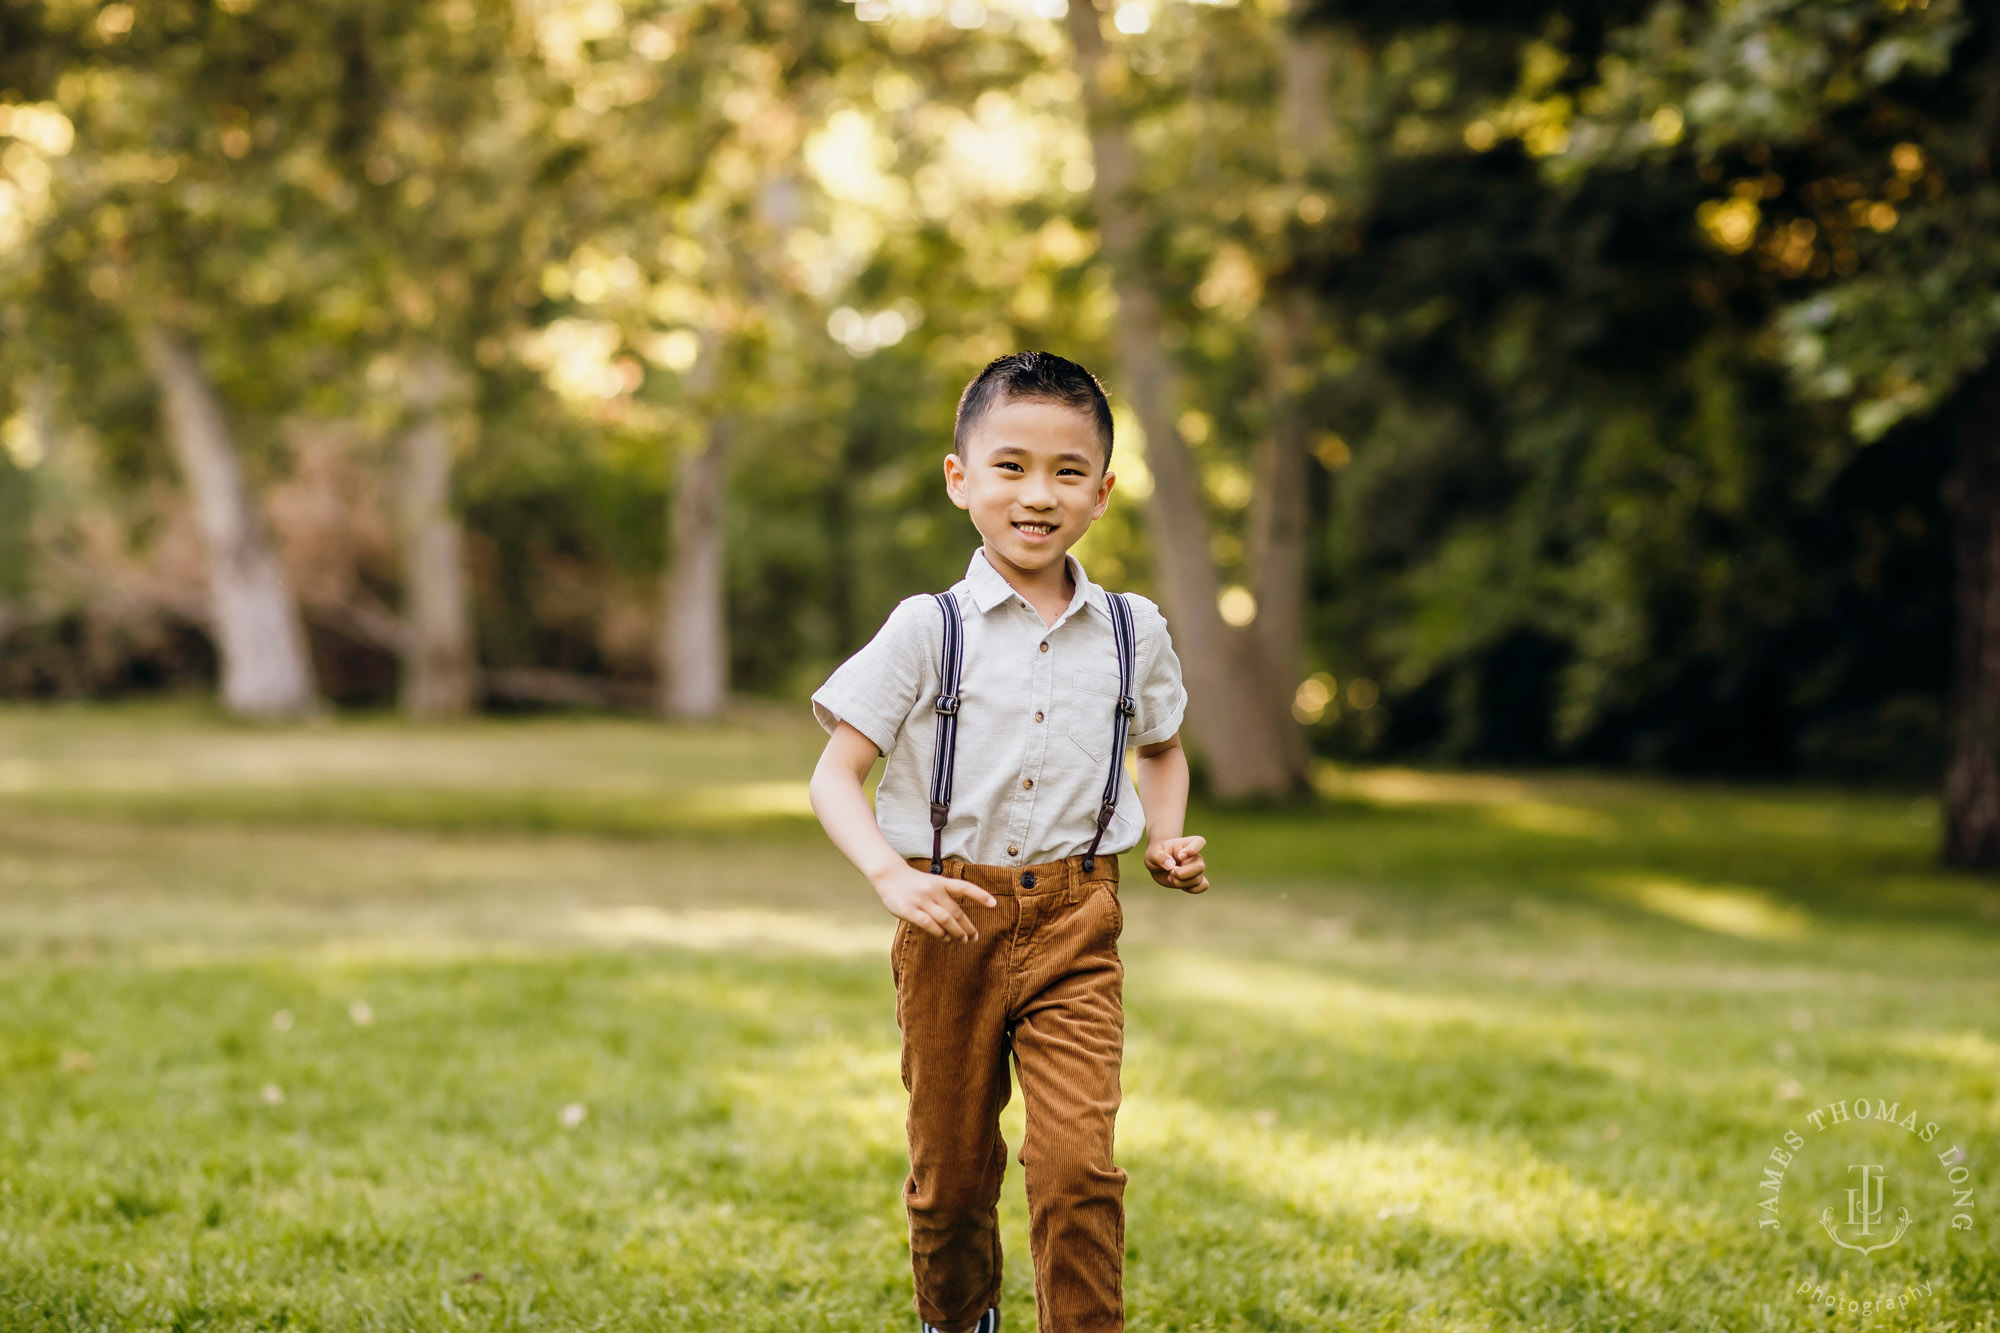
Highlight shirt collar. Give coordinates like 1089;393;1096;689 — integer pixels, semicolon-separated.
965;544;1110;623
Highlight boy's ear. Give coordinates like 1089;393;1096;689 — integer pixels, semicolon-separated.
943;452;970;509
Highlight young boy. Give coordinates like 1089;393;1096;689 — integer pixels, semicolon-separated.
807;351;1209;1333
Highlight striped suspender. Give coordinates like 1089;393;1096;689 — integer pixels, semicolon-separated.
927;591;964;874
925;589;1137;876
1081;592;1137;873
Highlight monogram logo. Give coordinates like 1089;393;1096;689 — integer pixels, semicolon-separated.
1754;1096;1980;1320
1819;1163;1910;1255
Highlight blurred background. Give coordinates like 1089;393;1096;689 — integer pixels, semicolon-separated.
2;4;1998;1327
2;0;1996;862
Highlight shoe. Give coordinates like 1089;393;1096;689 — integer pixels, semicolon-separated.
923;1309;997;1333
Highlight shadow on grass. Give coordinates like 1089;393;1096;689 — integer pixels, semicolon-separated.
1194;790;2000;933
2;941;1992;1331
0;785;828;843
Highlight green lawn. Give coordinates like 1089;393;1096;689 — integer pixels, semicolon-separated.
0;703;1994;1331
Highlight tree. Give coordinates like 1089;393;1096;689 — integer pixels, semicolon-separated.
1559;0;2000;868
662;321;733;718
23;2;351;717
522;2;842;719
1063;0;1310;800
310;0;581;716
137;324;318;716
10;0;595;717
395;347;475;716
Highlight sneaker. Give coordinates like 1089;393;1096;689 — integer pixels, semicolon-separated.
923;1309;997;1333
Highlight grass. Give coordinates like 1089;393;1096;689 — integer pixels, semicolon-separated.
0;701;1994;1331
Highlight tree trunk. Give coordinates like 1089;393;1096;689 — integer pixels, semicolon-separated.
661;405;732;719
1248;24;1339;736
1249;289;1315;729
137;325;318;719
1064;0;1306;798
397;348;477;717
1944;354;2000;871
824;427;861;658
0;374;52;600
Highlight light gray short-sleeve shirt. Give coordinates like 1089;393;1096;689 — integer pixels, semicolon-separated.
812;544;1188;868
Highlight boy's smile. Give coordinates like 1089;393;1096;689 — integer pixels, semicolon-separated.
944;398;1115;593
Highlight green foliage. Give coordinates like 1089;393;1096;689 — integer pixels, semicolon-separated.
0;0;1985;787
1562;0;1999;439
1252;2;1987;776
0;454;30;600
1299;118;1945;773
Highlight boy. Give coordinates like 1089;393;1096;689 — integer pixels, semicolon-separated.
807;351;1209;1333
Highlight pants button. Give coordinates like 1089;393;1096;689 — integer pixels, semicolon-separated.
1020;871;1037;888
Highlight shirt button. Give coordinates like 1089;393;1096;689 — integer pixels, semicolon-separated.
1022;778;1034;790
1008;844;1019;857
1039;641;1049;652
1034;710;1044;722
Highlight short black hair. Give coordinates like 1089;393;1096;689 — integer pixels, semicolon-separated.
952;351;1114;472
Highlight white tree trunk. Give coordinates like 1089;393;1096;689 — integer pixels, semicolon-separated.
1064;0;1306;798
397;349;477;717
662;404;731;719
138;325;318;718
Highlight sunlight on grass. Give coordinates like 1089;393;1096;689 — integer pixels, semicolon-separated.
1889;1028;2000;1070
0;708;1993;1331
723;1037;909;1158
1483;800;1619;839
1313;761;1534;807
1313;762;1620;839
679;780;817;818
1600;873;1812;941
1147;946;1521;1034
1125;1093;1685;1249
572;905;889;957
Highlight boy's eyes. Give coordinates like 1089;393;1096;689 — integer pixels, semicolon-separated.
996;461;1086;476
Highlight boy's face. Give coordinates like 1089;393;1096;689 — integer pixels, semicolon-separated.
944;398;1115;579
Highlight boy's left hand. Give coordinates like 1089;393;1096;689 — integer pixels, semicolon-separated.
1144;835;1208;893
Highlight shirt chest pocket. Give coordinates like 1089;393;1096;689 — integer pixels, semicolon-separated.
1068;669;1125;764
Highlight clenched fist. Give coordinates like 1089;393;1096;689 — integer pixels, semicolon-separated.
1145;835;1208;893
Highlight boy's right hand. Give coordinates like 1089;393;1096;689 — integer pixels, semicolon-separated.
870;863;998;942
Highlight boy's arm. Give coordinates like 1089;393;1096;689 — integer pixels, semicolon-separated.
1134;734;1208;893
808;720;997;941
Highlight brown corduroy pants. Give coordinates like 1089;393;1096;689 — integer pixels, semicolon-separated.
892;852;1127;1333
